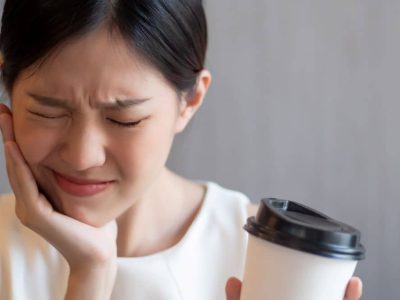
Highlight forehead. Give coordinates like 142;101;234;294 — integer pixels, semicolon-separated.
15;26;167;96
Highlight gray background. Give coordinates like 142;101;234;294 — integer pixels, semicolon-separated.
0;1;399;299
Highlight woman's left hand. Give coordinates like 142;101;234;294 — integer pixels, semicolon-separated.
225;276;363;300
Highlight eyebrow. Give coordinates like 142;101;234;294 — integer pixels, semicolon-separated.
27;93;151;109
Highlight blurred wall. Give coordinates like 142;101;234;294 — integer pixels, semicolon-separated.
0;1;398;299
169;1;399;299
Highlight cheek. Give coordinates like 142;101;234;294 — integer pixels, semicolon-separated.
112;124;175;178
13;119;58;166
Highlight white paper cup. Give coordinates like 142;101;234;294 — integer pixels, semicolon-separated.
240;198;365;300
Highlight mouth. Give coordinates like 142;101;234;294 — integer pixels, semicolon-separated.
53;171;114;197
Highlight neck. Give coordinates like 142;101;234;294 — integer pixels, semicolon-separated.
115;168;205;257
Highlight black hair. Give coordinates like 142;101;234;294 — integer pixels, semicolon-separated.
0;0;208;98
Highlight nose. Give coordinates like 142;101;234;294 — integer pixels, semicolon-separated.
59;122;106;171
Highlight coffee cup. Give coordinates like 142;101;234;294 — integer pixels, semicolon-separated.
240;198;365;300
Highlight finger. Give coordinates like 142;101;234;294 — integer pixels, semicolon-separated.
4;141;19;194
344;277;363;300
3;141;29;216
4;141;39;199
0;109;15;142
4;141;56;229
225;277;242;300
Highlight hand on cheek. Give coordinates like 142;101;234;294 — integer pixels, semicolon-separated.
1;103;119;278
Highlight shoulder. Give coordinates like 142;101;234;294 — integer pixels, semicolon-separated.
0;193;68;299
0;193;17;235
205;181;250;205
247;203;258;217
0;194;63;254
201;181;259;230
192;182;255;278
0;193;15;208
0;192;65;263
204;181;258;217
0;193;35;255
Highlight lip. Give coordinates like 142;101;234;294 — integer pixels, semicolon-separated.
53;171;114;197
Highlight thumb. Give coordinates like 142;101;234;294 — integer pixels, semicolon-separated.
225;277;242;300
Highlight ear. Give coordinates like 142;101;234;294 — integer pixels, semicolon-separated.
174;70;212;134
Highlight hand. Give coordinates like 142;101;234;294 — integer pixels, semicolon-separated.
0;104;117;298
225;276;363;300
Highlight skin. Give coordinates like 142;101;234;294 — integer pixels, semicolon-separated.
0;26;362;299
6;26;210;257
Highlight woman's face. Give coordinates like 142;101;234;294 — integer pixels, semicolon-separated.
10;28;193;226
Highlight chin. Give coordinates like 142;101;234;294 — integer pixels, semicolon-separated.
37;183;111;228
35;172;114;226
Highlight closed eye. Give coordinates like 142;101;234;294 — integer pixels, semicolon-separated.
29;109;145;128
107;118;143;128
28;111;65;119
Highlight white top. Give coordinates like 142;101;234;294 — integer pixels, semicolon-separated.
0;181;252;300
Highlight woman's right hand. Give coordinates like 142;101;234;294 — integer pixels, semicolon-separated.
0;104;117;299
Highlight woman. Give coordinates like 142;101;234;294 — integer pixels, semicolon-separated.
0;0;362;299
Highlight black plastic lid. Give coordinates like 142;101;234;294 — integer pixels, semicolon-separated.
244;198;366;260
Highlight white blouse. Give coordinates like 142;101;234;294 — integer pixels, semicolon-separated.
0;181;251;300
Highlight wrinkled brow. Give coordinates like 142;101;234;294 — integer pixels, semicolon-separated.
27;92;151;110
